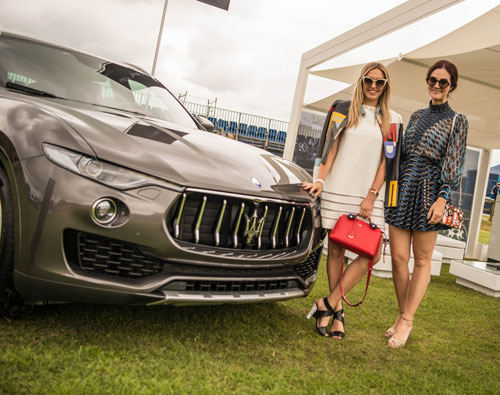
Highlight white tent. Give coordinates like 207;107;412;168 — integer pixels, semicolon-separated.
283;0;500;259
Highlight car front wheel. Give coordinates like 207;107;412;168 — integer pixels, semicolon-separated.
0;166;24;317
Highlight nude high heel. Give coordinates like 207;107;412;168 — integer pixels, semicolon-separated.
385;312;404;338
388;317;413;348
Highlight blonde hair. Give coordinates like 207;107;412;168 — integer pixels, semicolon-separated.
347;62;392;136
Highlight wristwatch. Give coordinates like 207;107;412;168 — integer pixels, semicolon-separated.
369;189;379;197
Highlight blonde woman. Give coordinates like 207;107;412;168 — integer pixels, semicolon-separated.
303;62;403;339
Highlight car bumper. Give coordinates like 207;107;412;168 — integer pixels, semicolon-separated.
14;155;322;305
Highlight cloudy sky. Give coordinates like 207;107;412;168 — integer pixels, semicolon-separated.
1;0;499;165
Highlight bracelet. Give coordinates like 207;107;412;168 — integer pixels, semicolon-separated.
369;189;379;197
314;179;324;185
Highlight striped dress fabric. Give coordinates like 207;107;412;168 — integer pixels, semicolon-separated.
321;106;401;230
384;101;468;231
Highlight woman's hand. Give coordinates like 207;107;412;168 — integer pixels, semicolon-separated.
302;181;323;197
427;197;447;224
359;196;375;218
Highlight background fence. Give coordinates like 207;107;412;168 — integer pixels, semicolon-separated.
182;99;323;170
182;100;290;156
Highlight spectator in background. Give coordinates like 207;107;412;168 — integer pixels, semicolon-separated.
490;181;500;221
492;181;500;199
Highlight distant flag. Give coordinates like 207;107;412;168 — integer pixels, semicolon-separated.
196;0;230;11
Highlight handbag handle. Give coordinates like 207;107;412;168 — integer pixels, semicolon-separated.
338;228;387;307
339;253;374;307
346;213;378;239
348;213;378;227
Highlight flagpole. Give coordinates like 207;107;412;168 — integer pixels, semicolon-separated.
152;0;169;76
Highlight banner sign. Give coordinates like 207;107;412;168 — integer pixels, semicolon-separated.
196;0;230;10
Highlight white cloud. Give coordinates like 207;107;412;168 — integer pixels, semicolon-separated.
1;0;499;172
0;0;409;121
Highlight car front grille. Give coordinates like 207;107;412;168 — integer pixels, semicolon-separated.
167;190;312;251
64;230;164;279
64;230;321;285
162;279;296;292
295;246;322;280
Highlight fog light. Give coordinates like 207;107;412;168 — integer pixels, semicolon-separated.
91;198;118;225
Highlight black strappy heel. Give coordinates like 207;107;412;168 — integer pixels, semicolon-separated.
306;297;334;337
329;309;345;339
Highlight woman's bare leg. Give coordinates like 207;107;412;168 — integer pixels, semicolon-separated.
389;230;438;345
316;240;344;328
387;225;412;332
326;240;383;304
315;237;383;338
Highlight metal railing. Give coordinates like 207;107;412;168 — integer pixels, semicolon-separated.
181;100;289;155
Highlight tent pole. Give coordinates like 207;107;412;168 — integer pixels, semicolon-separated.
465;149;492;259
152;0;169;76
283;57;308;161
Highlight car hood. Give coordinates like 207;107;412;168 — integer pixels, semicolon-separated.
46;99;313;201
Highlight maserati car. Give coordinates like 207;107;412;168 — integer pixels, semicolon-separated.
0;32;323;313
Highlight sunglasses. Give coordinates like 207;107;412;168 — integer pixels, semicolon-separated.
426;76;450;89
362;76;387;88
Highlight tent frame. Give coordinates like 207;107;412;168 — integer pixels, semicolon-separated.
283;0;496;260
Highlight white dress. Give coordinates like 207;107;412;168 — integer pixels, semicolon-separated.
320;106;401;230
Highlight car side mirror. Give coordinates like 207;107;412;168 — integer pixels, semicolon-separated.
196;115;214;132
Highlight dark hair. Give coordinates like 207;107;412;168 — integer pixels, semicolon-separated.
426;60;459;92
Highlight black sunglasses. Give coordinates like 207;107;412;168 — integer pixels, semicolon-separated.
362;76;387;88
426;76;450;89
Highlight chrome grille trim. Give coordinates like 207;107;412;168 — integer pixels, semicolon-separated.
174;193;186;238
186;187;310;207
167;189;313;252
296;207;306;244
233;202;245;248
194;195;207;244
271;206;282;249
284;207;295;248
257;205;268;249
214;199;227;246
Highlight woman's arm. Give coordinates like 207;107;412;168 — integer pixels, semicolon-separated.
437;114;469;200
302;136;340;197
428;114;469;224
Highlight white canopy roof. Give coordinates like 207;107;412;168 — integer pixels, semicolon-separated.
306;4;500;149
284;0;500;260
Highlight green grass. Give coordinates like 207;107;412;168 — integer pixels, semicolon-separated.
479;215;492;245
1;261;499;394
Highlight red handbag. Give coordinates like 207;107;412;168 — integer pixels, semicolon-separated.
329;213;386;306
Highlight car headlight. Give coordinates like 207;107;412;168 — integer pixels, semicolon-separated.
43;143;183;191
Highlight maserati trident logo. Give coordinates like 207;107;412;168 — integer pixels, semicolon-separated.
243;203;266;245
251;177;261;188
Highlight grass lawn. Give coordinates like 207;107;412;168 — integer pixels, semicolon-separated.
479;215;492;245
1;260;499;394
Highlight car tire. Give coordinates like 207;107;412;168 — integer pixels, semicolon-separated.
0;166;24;317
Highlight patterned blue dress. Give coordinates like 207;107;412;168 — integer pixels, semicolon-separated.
385;101;468;231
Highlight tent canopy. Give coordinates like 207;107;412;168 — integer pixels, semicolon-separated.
284;0;500;260
306;4;500;150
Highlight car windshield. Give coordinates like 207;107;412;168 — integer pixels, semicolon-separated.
0;36;198;128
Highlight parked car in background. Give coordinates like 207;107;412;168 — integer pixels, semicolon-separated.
0;32;323;314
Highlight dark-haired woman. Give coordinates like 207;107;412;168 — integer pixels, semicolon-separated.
302;62;403;339
384;60;468;348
